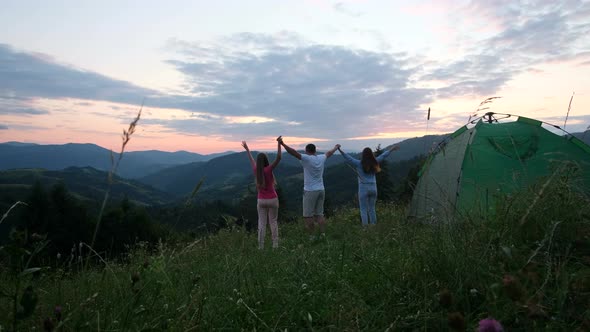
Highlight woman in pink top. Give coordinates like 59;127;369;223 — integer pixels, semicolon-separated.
242;140;282;249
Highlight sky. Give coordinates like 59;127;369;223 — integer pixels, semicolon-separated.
1;0;589;154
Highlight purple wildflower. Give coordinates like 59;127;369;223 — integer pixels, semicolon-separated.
54;305;62;321
478;318;503;332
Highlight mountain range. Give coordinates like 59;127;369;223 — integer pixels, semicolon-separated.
0;142;233;178
0;135;444;211
1;130;588;210
137;135;445;195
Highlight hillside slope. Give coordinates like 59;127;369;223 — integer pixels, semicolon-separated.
0;167;175;207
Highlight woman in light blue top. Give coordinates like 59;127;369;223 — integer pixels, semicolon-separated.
338;145;400;225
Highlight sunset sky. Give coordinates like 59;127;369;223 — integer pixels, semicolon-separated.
1;0;589;154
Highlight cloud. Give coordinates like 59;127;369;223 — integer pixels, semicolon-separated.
7;38;403;142
538;114;590;131
161;34;433;140
0;124;7;130
0;107;49;115
0;44;159;104
2;2;589;145
485;11;588;61
333;2;363;17
421;0;590;99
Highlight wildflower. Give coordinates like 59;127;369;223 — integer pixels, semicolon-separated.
54;305;62;321
478;318;503;332
447;312;466;331
56;253;61;260
439;288;453;308
502;274;524;301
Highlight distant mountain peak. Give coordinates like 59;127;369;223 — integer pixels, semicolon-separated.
0;141;39;146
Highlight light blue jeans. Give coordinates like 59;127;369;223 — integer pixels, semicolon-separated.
358;184;378;225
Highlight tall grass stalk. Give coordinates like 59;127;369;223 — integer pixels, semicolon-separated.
0;201;28;225
563;91;574;131
90;103;143;249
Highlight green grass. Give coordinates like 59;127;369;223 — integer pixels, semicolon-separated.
1;183;590;331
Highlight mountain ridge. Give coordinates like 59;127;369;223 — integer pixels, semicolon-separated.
0;142;234;178
139;134;446;196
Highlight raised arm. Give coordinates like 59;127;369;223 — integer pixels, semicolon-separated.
338;146;360;166
241;141;256;168
278;137;302;160
376;144;400;162
270;140;282;169
325;144;341;158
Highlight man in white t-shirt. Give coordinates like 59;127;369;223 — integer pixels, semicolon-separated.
278;137;340;238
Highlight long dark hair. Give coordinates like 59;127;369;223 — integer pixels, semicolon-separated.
256;153;270;188
361;147;381;173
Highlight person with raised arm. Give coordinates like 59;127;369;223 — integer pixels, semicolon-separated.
241;140;282;249
278;136;340;239
337;144;400;226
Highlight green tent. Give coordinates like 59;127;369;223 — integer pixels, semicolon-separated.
408;113;590;221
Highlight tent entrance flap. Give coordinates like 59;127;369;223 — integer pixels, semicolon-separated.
408;126;476;221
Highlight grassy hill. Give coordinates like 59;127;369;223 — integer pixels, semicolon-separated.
1;179;589;330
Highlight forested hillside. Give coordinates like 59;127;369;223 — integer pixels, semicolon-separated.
0;142;230;178
0;167;175;209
